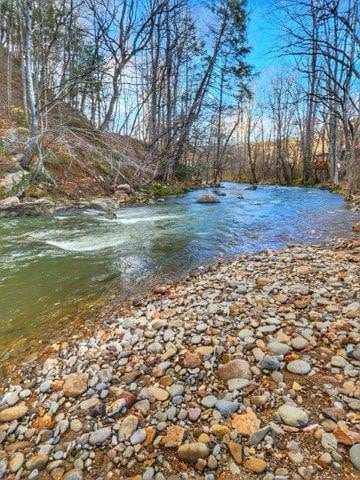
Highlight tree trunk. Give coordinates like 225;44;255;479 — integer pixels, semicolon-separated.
19;0;39;168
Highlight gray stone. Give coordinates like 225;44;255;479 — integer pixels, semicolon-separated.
249;426;271;446
287;360;311;375
260;355;281;371
288;451;304;464
277;404;309;427
89;427;112;445
291;337;308;350
215;399;239;416
321;432;337;451
130;429;147;445
201;395;218;408
353;345;360;361
28;470;39;479
0;460;7;479
3;391;19;406
267;342;291;355
188;407;201;421
349;444;360;471
143;467;155;480
227;378;250;391
39;381;51;393
319;452;332;464
135;399;150;415
117;415;139;440
70;419;83;432
168;384;184;397
80;397;100;411
63;469;83;480
19;389;31;398
331;355;347;368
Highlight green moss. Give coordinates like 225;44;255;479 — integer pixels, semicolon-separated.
140;182;189;199
92;156;111;175
10;172;30;196
40;148;57;165
32;166;54;185
0;186;7;200
24;184;46;198
323;183;343;193
1;127;30;155
0;145;12;158
292;177;304;186
10;106;27;126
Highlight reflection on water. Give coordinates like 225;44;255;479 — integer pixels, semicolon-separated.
0;183;358;354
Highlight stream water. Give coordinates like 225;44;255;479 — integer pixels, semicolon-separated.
0;183;358;356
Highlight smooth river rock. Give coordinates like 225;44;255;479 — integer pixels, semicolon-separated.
277;404;309;427
9;452;24;473
25;454;49;471
63;469;83;480
215;399;239;416
217;359;252;381
287;359;311;375
89;427;112;445
0;405;28;422
117;415;139;440
196;194;220;204
178;443;209;463
349;444;360;471
63;373;88;397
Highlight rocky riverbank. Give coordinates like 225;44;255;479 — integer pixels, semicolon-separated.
0;182;207;218
0;240;359;480
0;186;139;218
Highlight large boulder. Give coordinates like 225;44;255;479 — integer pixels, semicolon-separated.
116;183;132;194
353;222;360;232
0;196;20;207
213;189;226;196
0;198;55;218
196;194;220;204
90;197;118;212
0;170;29;198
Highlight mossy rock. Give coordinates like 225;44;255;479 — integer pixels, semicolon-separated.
0;170;30;198
140;182;189;199
25;184;47;199
1;127;30;154
10;171;30;196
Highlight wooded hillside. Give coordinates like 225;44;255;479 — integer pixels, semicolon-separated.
0;0;359;197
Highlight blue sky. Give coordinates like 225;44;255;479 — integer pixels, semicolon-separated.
247;0;276;73
246;0;293;97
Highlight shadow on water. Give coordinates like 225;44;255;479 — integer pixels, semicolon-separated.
0;182;359;358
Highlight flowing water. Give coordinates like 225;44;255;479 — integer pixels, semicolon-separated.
0;183;358;356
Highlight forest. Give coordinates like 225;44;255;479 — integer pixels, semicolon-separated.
0;2;360;480
0;0;359;197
